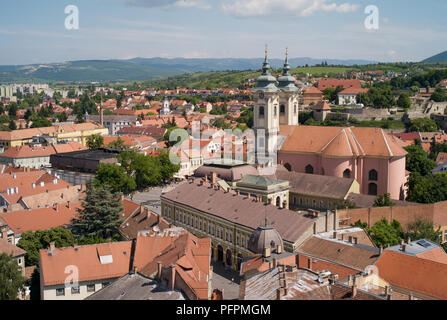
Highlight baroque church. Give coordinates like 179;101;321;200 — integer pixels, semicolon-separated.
252;48;408;200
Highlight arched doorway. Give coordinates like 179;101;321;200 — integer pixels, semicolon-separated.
226;249;232;267
368;183;378;196
305;165;314;174
343;169;351;179
217;245;224;262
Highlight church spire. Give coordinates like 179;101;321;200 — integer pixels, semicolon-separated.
282;47;291;76
261;44;272;76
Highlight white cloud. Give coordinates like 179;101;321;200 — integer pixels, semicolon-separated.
120;0;210;9
222;0;359;17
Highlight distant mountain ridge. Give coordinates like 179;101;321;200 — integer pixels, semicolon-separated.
422;51;447;63
0;57;379;84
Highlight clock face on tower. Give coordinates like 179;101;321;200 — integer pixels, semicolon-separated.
259;92;264;99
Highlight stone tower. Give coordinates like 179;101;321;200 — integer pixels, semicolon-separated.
252;46;280;165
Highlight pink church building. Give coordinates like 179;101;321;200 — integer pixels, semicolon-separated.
278;126;408;200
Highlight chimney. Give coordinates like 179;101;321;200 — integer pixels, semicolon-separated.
49;242;55;252
263;247;271;258
247;193;251;199
400;239;404;246
169;264;176;291
402;244;406;252
407;237;411;244
211;172;217;185
133;266;138;274
385;285;392;300
157;262;162;281
379;246;383;255
276;244;282;254
236;189;240;196
0;226;8;240
276;288;283;300
352;284;358;298
272;258;277;268
409;293;414;300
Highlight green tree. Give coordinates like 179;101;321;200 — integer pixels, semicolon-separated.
86;134;104;149
405;218;441;243
30;116;52;128
366;218;404;247
95;163;136;194
8;120;16;130
7;103;18;119
373;193;396;207
404;145;436;176
0;253;26;300
407;118;439;132
17;227;76;266
163;126;182;147
397;92;411;109
157;151;181;183
107;137;127;150
71;182;124;240
406;172;447;204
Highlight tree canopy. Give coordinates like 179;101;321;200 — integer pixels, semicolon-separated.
95;163;136;194
0;253;26;300
86;134;104;149
71;182;124;241
404;145;436;176
407;118;439;132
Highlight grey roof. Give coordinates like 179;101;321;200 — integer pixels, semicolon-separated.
85;273;186;300
247;223;284;254
237;174;288;188
386;239;442;257
161;180;316;243
272;169;355;199
194;163;258;182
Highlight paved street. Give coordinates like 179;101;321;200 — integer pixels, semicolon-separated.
211;261;241;300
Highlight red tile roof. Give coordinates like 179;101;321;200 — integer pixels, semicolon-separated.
40;241;133;286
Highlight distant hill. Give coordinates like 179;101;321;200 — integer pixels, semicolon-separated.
0;57;379;84
422;51;447;63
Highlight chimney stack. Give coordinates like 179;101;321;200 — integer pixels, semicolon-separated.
169;264;176;291
276;244;282;254
352;284;358;298
211;172;217;185
49;242;55;252
157;262;163;281
379;246;383;255
407;237;411;244
263;247;271;258
385;285;392;300
133;266;138;274
402;244;406;252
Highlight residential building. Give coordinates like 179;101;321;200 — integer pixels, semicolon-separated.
302;87;323;106
338;87;369;105
117;125;167;140
278;126;408;200
374;239;447;300
85;273;186;300
87;115;138;135
0;203;81;244
0;142;86;168
39;241;133;300
0;232;26;277
132;228;212;300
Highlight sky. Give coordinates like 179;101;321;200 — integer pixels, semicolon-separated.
0;0;446;65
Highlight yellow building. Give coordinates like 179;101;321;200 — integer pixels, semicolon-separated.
273;169;360;211
0;122;109;150
160;178;338;271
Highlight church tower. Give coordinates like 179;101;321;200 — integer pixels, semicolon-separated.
161;97;171;115
253;46;280;165
277;48;299;126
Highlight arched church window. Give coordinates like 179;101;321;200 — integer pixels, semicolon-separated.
305;165;314;174
369;169;378;181
274;106;277;116
343;169;351;179
284;163;292;171
280;105;285;114
259;106;264;117
294;104;297;114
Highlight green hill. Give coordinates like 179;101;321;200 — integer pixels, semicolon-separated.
423;51;447;63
